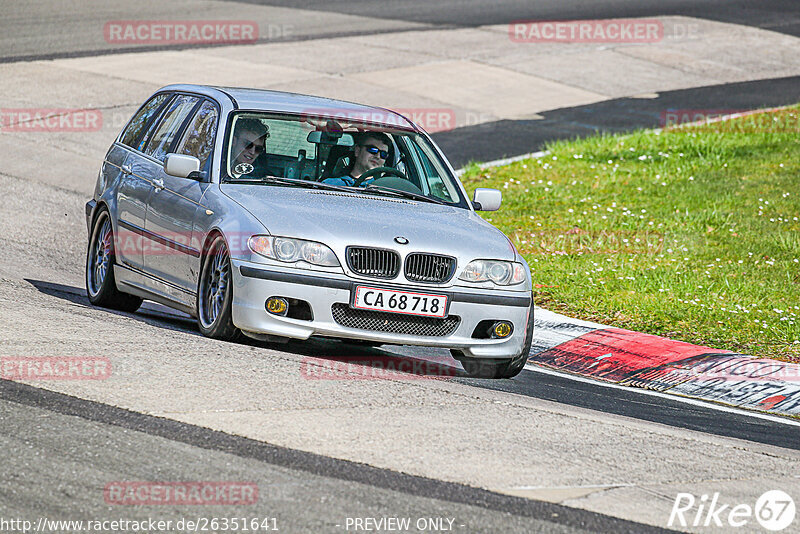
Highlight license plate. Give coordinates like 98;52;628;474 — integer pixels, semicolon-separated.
353;286;448;318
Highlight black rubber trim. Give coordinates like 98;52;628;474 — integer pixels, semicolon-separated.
239;265;532;307
454;292;531;307
215;87;239;109
117;219;201;258
85;199;97;233
116;262;197;297
239;265;351;289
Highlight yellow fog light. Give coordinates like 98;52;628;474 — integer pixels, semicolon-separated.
266;297;288;316
492;321;513;338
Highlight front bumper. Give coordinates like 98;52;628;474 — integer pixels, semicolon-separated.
230;260;532;359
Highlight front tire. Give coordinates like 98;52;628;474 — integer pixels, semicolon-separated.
197;235;240;341
85;208;142;313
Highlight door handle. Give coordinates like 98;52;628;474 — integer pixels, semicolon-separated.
121;164;132;175
152;178;164;191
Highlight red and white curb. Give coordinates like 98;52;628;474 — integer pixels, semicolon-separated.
529;308;800;417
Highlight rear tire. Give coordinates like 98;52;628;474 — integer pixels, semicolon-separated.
197;234;240;341
85;208;142;313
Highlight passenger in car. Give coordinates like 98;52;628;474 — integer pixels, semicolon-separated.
322;132;391;186
231;118;270;176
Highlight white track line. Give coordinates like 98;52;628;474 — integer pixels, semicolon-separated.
525;364;800;428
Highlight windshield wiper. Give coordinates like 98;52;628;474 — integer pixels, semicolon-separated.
263;176;356;192
226;175;354;193
360;185;447;205
225;175;447;204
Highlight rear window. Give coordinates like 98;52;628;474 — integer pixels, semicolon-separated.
261;118;317;158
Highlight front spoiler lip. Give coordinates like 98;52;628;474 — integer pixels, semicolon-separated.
238;265;531;308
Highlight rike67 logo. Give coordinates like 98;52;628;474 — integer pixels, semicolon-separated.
669;490;795;531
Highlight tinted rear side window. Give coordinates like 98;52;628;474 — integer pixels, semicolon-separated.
119;93;169;148
175;100;219;171
143;95;200;162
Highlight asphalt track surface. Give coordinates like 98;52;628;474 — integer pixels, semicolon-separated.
8;280;800;531
242;0;800;36
12;280;800;450
4;1;800;167
437;75;800;166
3;1;800;531
0;383;668;534
21;281;800;451
5;0;799;63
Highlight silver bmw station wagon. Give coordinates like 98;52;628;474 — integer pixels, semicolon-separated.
85;84;533;378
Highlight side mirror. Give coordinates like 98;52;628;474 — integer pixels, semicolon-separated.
472;188;502;211
164;154;201;179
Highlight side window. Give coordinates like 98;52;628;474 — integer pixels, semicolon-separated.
119;93;169;148
143;95;200;162
175;100;218;171
408;137;457;202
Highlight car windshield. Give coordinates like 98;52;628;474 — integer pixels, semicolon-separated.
222;112;467;207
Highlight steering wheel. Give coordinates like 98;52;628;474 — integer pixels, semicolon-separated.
354;166;408;186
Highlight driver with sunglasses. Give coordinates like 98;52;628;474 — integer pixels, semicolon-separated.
322;132;391;187
230;118;270;177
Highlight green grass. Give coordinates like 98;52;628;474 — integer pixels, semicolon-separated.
460;107;800;362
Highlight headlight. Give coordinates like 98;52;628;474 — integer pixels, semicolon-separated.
458;260;526;285
248;235;340;267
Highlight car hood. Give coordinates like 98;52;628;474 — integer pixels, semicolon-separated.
220;184;515;261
